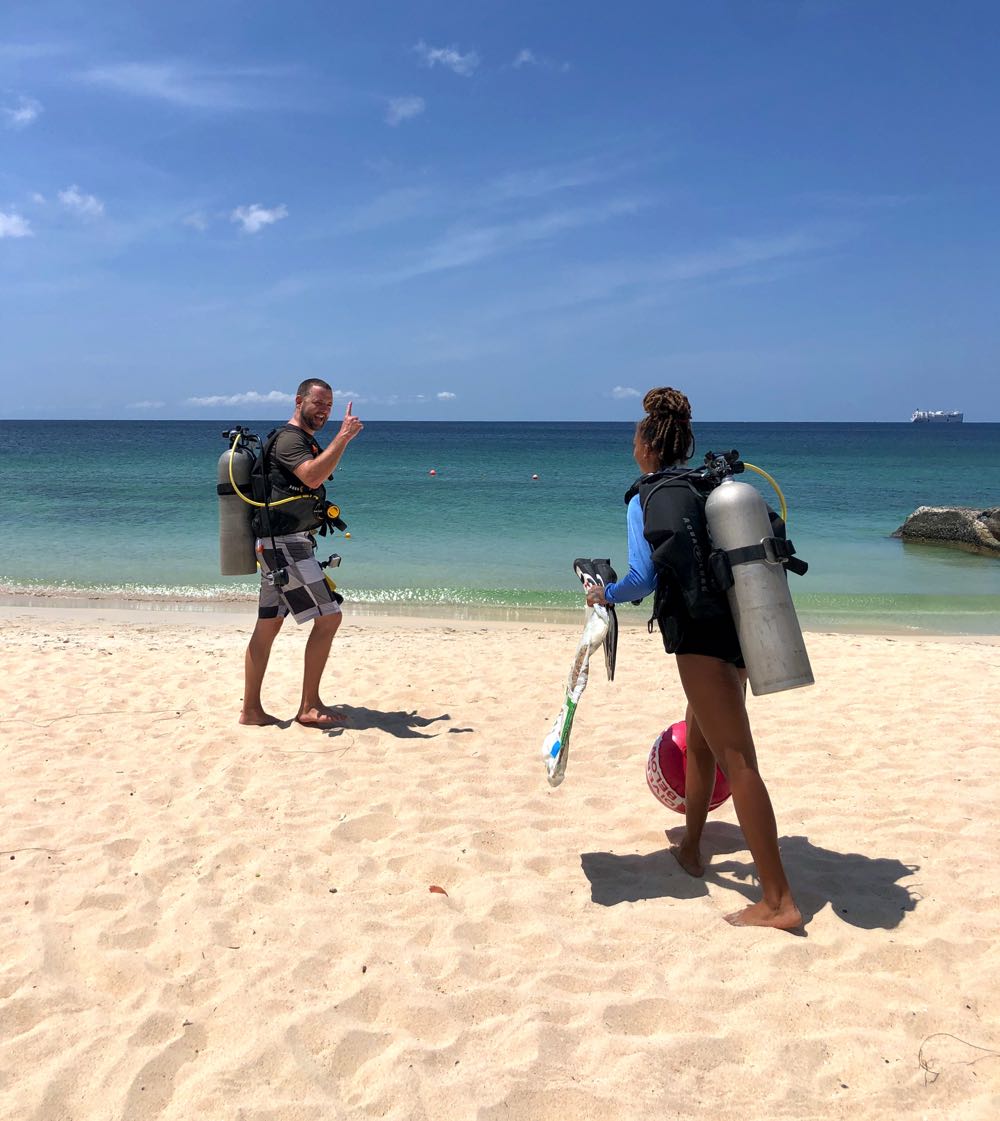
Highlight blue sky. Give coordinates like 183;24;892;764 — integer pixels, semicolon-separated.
1;1;997;421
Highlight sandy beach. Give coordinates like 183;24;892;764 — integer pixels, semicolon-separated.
2;602;999;1120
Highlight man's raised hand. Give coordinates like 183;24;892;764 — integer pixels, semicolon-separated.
339;400;363;442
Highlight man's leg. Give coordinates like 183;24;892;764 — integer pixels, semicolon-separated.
240;616;284;725
296;612;344;727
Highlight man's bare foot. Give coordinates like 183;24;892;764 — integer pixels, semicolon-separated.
670;839;705;877
724;899;803;931
239;709;282;726
295;704;347;728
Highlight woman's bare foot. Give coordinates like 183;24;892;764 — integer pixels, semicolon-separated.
670;838;705;877
239;708;281;726
295;704;347;728
724;898;803;931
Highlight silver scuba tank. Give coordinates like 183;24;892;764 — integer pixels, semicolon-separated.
705;477;813;695
217;443;258;575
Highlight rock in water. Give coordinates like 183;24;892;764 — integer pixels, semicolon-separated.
893;506;1000;555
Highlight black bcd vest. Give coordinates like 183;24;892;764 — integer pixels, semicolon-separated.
626;468;790;653
626;469;728;652
250;425;328;538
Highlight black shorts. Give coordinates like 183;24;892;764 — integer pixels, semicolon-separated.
674;615;745;668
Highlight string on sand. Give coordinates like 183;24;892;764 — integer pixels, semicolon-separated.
272;733;356;758
0;703;195;728
918;1033;1000;1085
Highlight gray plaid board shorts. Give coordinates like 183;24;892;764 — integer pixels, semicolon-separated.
256;533;342;624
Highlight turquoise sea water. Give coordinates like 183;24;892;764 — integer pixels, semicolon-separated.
2;420;998;633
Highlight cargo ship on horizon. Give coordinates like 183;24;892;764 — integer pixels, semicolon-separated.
911;410;964;423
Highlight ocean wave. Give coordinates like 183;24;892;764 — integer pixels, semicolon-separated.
0;578;574;610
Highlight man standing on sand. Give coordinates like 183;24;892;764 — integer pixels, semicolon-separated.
240;379;363;728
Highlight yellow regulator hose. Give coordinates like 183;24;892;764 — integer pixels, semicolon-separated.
743;462;788;524
228;433;312;509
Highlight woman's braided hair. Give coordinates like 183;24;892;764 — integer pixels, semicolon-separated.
638;387;695;467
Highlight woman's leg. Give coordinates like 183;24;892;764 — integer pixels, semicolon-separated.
675;653;801;929
671;706;716;876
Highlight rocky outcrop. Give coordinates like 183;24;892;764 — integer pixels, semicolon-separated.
893;506;1000;555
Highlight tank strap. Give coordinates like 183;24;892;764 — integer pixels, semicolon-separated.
727;537;792;567
721;537;808;575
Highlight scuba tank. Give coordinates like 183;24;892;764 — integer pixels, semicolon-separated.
216;425;350;578
217;428;258;575
704;470;813;695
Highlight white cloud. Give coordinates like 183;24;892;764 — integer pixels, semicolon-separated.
80;61;283;110
455;226;849;328
387;196;646;281
332;390;362;404
186;389;295;407
31;192;46;205
385;95;425;126
231;203;288;234
58;185;104;218
183;211;209;231
2;95;42;129
415;41;479;76
486;160;609;203
0;211;33;238
436;391;457;400
611;386;641;399
345;187;433;233
127;400;165;410
510;48;570;73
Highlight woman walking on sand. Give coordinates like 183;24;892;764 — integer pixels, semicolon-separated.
588;387;802;931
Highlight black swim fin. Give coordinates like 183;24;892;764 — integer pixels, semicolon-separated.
572;557;619;682
572;557;599;589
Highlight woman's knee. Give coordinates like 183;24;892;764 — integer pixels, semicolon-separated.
685;713;712;756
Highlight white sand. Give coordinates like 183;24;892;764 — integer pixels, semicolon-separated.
2;604;998;1119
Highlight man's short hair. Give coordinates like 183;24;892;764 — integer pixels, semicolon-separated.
297;378;333;398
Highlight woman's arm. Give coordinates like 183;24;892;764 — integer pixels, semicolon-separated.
601;495;656;606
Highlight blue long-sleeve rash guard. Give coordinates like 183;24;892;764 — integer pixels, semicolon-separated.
603;494;656;606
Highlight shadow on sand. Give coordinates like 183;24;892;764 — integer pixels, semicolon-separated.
312;705;455;739
581;821;920;930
